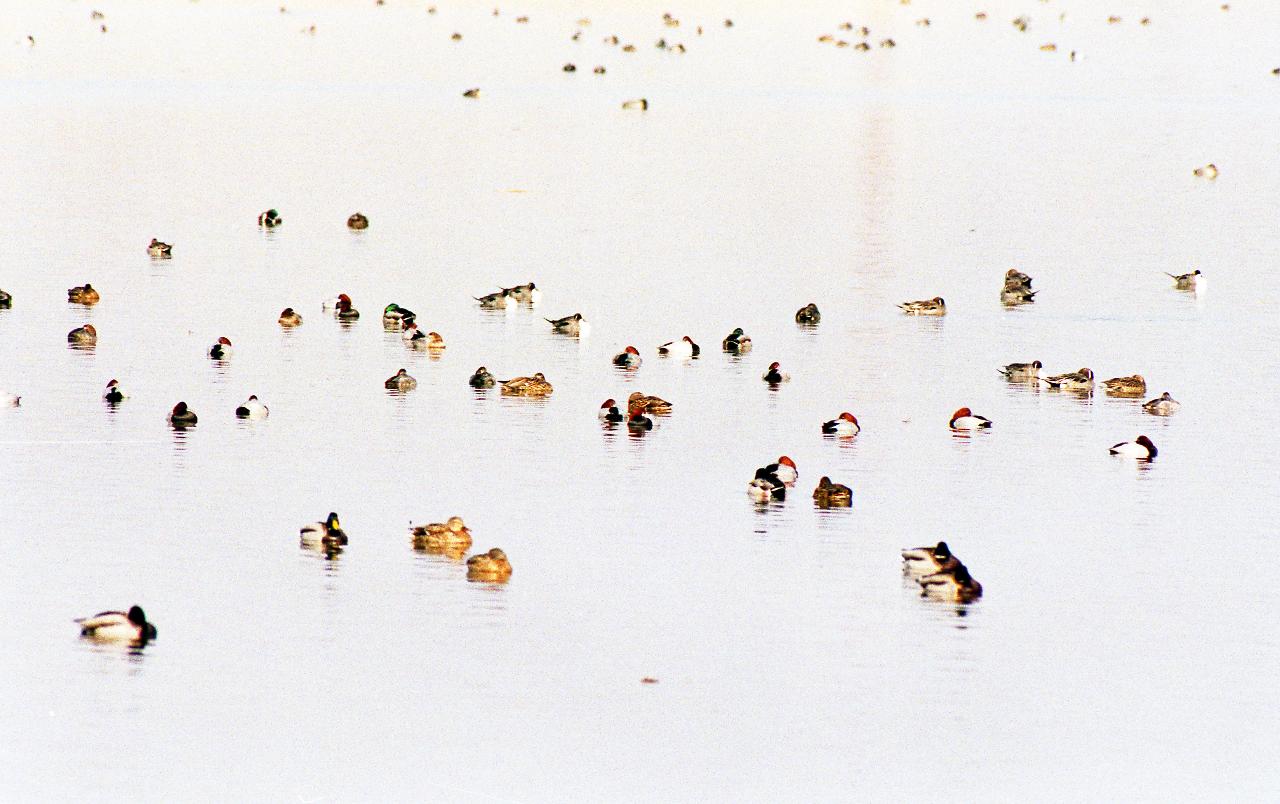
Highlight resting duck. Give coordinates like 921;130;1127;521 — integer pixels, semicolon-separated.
235;395;269;419
545;312;587;336
949;407;992;429
627;392;672;414
622;98;649;110
1041;367;1094;391
1166;269;1202;290
1102;375;1147;396
901;541;958;577
769;456;798;485
467;547;513;581
1192;163;1219;180
795;303;821;325
1142;392;1180;416
403;323;444;350
336;296;360;321
1109;435;1157;459
168;402;197;427
747;467;786;501
300;512;347;548
919;564;983;603
657;336;700;358
505;283;541;305
501;373;553;396
385;368;418;391
147;238;173;257
475;289;511;310
762;362;790;384
469;367;496;388
821;412;860;435
998;360;1042;381
103;379;125;404
0;289;10;308
347;212;369;230
812;476;852;508
612;346;642;368
76;605;157;642
209;337;233;360
258;208;283;227
383;303;416;328
1005;268;1032;286
722;327;752;353
410;516;472;551
898;297;946;316
1001;285;1037;305
462;87;481;98
67;284;100;305
627;411;653;431
278;307;303;327
67;324;97;345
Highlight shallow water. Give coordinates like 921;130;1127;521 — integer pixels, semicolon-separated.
2;0;1278;799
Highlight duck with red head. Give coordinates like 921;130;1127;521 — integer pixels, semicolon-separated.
657;336;700;358
168;402;197;427
762;362;790;384
598;398;618;419
822;412;859;435
949;407;992;430
1109;435;1157;459
103;379;125;404
209;336;233;360
769;456;798;485
612;345;642;368
336;295;360;321
67;324;97;345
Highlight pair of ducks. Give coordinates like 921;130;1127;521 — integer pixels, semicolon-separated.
1001;268;1036;305
465;368;555;397
795;303;821;325
901;541;982;603
258;208;283;227
476;283;541;310
598;392;672;429
614;337;704;365
747;456;799;501
402;323;445;350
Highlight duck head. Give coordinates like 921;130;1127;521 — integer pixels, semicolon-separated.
767;361;781;371
83;324;97;336
624;346;639;356
127;606;148;627
216;336;231;346
533;373;547;381
325;512;341;531
384;303;399;314
172;402;189;415
106;379;119;389
281;307;295;316
817;476;833;488
447;517;466;532
839;412;858;425
729;327;744;338
1031;360;1043;369
777;456;796;471
601;398;616;409
1136;435;1157;456
951;407;973;420
933;542;951;559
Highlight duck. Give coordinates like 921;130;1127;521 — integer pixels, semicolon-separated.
603;405;625;423
627;391;672;414
168;402;197;427
769;456;798;484
812;476;852;508
919;564;983;603
278;307;303;327
821;412;860;435
1192;163;1219;180
722;327;752;353
208;337;233;360
1102;375;1147;396
1109;435;1157;459
0;289;10;308
300;512;347;548
612;346;642;368
67;284;100;305
998;360;1042;381
1005;268;1033;287
762;362;790;384
747;467;786;501
563;63;577;72
1041;367;1094;391
402;323;444;350
385;368;417;391
627;411;654;431
258;208;283;227
901;541;959;578
103;379;125;404
475;289;511;310
410;516;472;551
500;373;553;396
657;336;700;358
795;303;821;325
467;547;513;581
949;407;992;429
1001;285;1037;305
505;282;541;306
67;324;97;345
598;398;619;419
1142;392;1180;416
462;87;481;98
383;303;416;328
235;395;269;419
336;296;360;321
545;312;587;336
75;605;157;642
469;367;496;388
898;297;946;316
347;212;369;230
147;238;173;257
1166;269;1202;290
622;98;649;110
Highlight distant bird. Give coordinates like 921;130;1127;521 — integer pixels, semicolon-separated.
336;296;360;321
949;407;992;430
347;212;369;230
76;606;156;643
505;283;541;305
103;379;125;404
0;392;18;407
768;456;798;485
258;208;283;227
168;402;197;427
821;412;859;436
475;289;511;309
545;313;587;336
383;303;416;328
1109;435;1157;459
462;87;480;98
795;303;821;325
898;297;946;316
813;477;852;508
208;337;233;360
612;346;642;368
762;362;789;384
901;542;959;578
1102;375;1147;397
722;327;752;353
1041;367;1094;391
301;512;347;548
67;324;97;345
601;405;625;423
411;516;472;552
1142;392;1180;416
1165;269;1202;290
657;336;700;358
563;63;577;72
998;360;1042;381
0;289;10;308
593;66;606;74
385;368;417;391
469;367;496;388
919;564;983;603
67;284;100;305
467;548;513;581
147;238;173;257
501;373;553;396
235;395;269;419
278;307;303;327
622;98;649;110
1192;163;1219;180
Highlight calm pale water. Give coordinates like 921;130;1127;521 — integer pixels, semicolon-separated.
2;0;1278;799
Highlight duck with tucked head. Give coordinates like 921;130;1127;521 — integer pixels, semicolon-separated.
336;295;360;321
67;324;97;345
76;605;157;643
168;402;197;427
795;303;821;325
657;336;699;358
1041;367;1094;391
821;412;860;435
103;379;125;404
411;516;472;551
627;391;671;414
812;476;852;508
235;395;268;419
147;238;172;258
278;308;303;327
949;407;992;429
67;284;100;305
383;303;416;328
747;466;786;502
612;346;642;368
898;296;946;316
501;373;553;396
1102;375;1146;396
258;208;283;227
768;456;798;485
385;368;417;391
1166;269;1202;290
347;212;369;230
475;289;512;310
1109;435;1157;459
469;367;496;388
467;547;513;581
1143;392;1180;416
209;337;233;360
919;564;983;603
901;541;959;577
722;327;752;353
545;312;587;336
300;512;347;548
762;362;790;384
999;360;1042;381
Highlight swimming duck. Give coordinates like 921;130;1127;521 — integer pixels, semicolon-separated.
812;476;852;508
147;238;172;257
467;547;513;581
469;367;496;388
657;336;700;358
475;289;511;309
627;411;653;431
385;368;417;391
949;407;992;429
235;395;269;419
545;312;587;336
300;512;347;548
898;297;946;316
76;605;157;642
0;289;10;308
998;360;1042;381
598;399;619;419
1041;367;1094;391
422;331;446;350
208;337;232;360
747;467;786;501
383;303;416;328
1192;163;1219;180
1109;435;1157;459
278;307;303;327
103;379;125;404
627;392;672;414
769;456;798;484
901;541;958;577
919;564;983;603
762;362;790;384
1102;375;1147;396
410;516;472;551
505;283;541;305
1142;392;1180;416
462;87;480;98
1166;269;1202;290
258;208;283;227
168;402;197;427
67;324;97;345
67;284;100;305
612;346;642;368
722;327;752;353
336;296;360;321
821;412;860;435
622;98;649;110
347;212;369;230
501;373;553;396
795;303;821;325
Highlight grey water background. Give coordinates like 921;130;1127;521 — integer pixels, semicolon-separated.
1;0;1277;799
